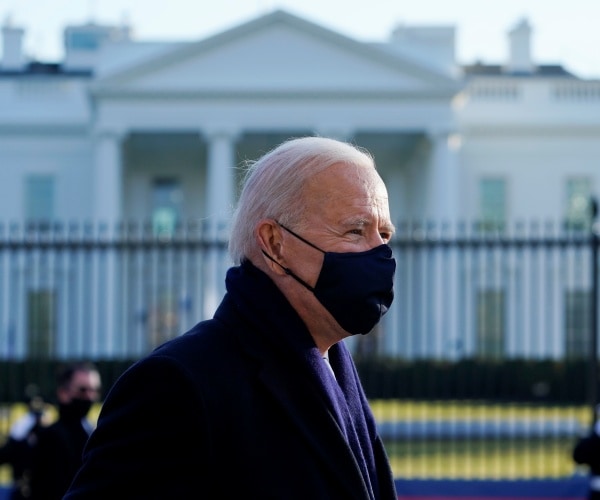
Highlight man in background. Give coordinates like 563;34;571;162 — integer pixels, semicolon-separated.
30;362;101;500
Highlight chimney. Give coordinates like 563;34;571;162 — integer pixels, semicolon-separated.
2;18;26;71
506;18;534;74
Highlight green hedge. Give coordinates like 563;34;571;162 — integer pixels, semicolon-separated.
0;358;592;404
356;358;590;404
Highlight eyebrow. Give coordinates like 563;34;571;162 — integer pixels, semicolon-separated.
342;217;368;226
341;217;395;234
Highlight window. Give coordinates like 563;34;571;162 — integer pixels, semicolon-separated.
479;177;506;232
152;178;183;237
476;289;505;359
565;290;590;359
27;290;56;359
565;177;592;231
147;293;180;350
25;175;55;224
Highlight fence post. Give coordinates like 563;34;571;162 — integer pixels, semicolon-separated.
590;197;599;425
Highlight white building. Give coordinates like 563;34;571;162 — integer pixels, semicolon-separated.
1;10;599;359
2;9;599;235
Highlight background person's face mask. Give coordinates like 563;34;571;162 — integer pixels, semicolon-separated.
264;222;396;335
61;398;93;420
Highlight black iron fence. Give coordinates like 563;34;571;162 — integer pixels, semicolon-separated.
0;220;598;479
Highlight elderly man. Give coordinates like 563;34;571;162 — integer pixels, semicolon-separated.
65;137;398;499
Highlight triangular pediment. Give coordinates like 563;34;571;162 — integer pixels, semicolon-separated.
94;10;458;97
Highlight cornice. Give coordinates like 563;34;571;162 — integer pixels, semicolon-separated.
458;123;600;136
0;122;90;135
89;87;460;101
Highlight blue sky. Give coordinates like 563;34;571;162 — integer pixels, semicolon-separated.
2;0;599;79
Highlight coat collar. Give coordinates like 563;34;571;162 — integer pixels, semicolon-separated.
216;260;376;499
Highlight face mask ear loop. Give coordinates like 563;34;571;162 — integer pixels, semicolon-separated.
260;250;316;292
276;222;325;253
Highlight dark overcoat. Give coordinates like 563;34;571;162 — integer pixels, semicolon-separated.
65;261;397;499
30;415;90;499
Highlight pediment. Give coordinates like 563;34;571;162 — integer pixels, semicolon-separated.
94;10;458;97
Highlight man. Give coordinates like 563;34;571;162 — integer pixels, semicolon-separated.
65;136;398;499
30;362;101;500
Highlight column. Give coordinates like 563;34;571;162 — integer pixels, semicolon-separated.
93;129;125;231
91;128;125;356
427;129;460;225
203;129;238;318
427;129;461;360
205;129;237;232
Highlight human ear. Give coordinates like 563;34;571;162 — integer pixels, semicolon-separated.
256;220;287;275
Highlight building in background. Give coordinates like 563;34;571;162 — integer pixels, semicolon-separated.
2;10;598;234
0;10;599;359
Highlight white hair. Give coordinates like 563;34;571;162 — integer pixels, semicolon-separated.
228;136;375;264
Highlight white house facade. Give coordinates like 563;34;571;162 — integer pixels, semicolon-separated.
0;10;465;227
1;10;599;360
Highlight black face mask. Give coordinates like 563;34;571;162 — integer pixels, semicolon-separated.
61;398;93;421
263;222;396;335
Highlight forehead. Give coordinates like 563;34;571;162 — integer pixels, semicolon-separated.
70;370;100;387
304;163;390;217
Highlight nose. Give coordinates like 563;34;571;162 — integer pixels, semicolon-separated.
372;228;391;247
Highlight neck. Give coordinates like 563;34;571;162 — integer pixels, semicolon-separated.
293;298;348;356
249;256;347;356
